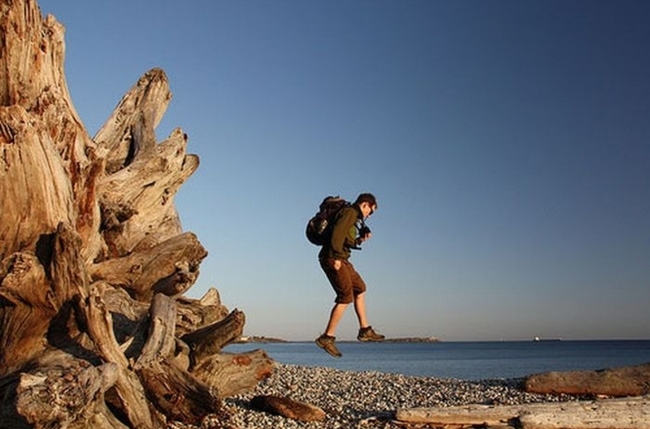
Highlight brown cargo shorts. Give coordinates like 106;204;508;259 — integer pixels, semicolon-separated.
319;258;367;304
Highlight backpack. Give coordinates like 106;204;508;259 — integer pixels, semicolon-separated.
305;196;350;246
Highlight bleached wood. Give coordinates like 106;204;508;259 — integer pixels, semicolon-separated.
11;353;124;429
0;0;104;263
519;396;650;429
525;362;650;397
0;1;273;427
95;69;198;257
136;293;178;369
0;106;75;261
182;309;247;362
175;287;230;336
192;350;275;398
88;232;207;301
136;359;221;425
395;396;650;429
396;403;521;426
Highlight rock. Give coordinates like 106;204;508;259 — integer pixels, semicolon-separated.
250;394;326;422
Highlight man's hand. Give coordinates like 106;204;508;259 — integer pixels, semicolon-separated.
356;231;372;246
333;260;342;271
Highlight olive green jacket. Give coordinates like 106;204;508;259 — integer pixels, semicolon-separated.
318;205;361;261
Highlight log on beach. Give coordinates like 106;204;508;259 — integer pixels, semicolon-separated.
396;396;650;429
524;361;650;397
250;395;326;422
224;363;650;429
396;362;650;428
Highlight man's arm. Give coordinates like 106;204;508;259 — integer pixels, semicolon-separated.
329;208;357;260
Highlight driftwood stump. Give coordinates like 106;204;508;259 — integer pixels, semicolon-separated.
0;1;273;428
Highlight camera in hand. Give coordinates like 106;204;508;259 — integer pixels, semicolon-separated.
351;223;372;250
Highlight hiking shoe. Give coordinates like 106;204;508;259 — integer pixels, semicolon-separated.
315;334;342;358
357;326;385;342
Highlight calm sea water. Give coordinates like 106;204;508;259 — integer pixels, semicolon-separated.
225;340;650;380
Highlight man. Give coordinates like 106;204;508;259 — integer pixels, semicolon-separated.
315;193;384;358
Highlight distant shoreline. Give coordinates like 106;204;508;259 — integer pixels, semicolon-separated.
382;337;440;343
233;336;440;344
233;337;648;344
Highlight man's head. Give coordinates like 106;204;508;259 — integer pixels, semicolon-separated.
354;193;377;218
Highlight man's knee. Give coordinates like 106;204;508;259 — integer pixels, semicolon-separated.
335;294;354;304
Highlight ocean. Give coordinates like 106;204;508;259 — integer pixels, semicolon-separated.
225;340;650;380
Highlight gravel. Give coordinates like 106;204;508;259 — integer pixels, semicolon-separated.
189;363;580;429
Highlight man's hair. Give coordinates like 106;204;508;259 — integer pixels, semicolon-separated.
354;193;377;208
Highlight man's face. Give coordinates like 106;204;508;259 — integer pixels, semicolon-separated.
360;202;376;218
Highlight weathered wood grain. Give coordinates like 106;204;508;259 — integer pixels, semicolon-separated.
396;396;650;429
0;1;272;427
525;362;650;397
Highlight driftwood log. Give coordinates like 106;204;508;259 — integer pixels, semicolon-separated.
0;1;273;428
396;396;650;429
396;363;650;429
524;362;650;397
250;395;327;422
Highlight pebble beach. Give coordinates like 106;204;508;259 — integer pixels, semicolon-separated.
206;363;579;429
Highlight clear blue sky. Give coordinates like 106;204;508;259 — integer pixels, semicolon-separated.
38;1;649;341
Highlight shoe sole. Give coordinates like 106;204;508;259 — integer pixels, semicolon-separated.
358;337;385;342
315;340;342;358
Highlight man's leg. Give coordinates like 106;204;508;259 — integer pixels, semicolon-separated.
325;302;349;336
354;292;385;342
316;302;348;358
316;259;354;357
353;292;369;329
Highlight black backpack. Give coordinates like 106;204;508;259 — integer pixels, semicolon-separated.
305;196;350;246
